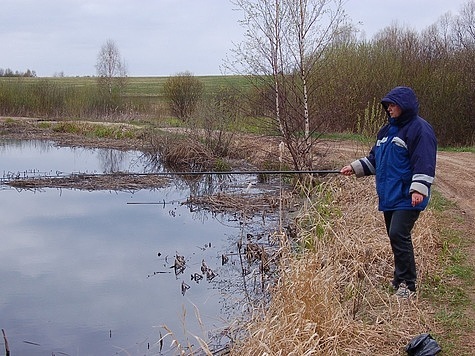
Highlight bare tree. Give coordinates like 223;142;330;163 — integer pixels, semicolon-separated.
451;0;475;140
421;13;454;59
96;39;127;95
286;0;346;168
452;0;475;49
229;0;346;171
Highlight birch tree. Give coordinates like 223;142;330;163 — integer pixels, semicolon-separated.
96;39;127;95
229;0;346;170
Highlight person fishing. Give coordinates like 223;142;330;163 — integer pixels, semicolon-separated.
340;86;437;298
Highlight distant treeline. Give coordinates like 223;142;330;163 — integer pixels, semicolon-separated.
303;25;474;147
0;25;473;146
247;20;474;147
0;68;36;77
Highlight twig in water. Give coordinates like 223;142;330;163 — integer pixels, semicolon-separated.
2;329;10;356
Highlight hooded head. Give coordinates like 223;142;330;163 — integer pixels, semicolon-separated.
381;86;419;124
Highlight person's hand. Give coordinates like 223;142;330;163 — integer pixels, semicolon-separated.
340;165;354;176
411;192;424;206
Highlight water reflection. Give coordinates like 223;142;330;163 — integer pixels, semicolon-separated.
1;139;146;180
0;139;280;355
97;149;131;173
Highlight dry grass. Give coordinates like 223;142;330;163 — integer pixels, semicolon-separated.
154;134;217;172
6;173;171;191
146;129;235;173
186;190;294;216
229;176;442;355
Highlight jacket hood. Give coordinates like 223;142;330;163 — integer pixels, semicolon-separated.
381;86;419;124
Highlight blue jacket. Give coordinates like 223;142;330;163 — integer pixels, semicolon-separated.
351;87;437;211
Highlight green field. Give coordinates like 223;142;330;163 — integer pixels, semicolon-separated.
0;75;252;98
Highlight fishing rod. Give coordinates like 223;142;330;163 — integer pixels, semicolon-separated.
109;169;342;176
1;169;342;184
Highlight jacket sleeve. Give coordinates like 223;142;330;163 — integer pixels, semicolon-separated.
350;145;376;178
408;120;437;196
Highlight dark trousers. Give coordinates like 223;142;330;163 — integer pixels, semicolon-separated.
383;210;420;291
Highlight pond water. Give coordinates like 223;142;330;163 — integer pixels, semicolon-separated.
0;139;279;355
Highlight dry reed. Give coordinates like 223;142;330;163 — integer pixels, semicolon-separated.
6;173;171;191
230;176;442;355
186;190;294;216
150;132;217;172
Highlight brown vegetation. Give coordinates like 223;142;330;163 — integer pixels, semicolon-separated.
6;172;171;191
230;177;443;355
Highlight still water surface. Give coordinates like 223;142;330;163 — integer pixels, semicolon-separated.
0;139;273;355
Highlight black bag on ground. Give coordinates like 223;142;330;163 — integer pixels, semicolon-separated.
405;333;441;356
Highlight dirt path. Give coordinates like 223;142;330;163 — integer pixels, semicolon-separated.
435;151;475;219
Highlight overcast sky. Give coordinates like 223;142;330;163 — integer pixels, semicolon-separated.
0;0;469;77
